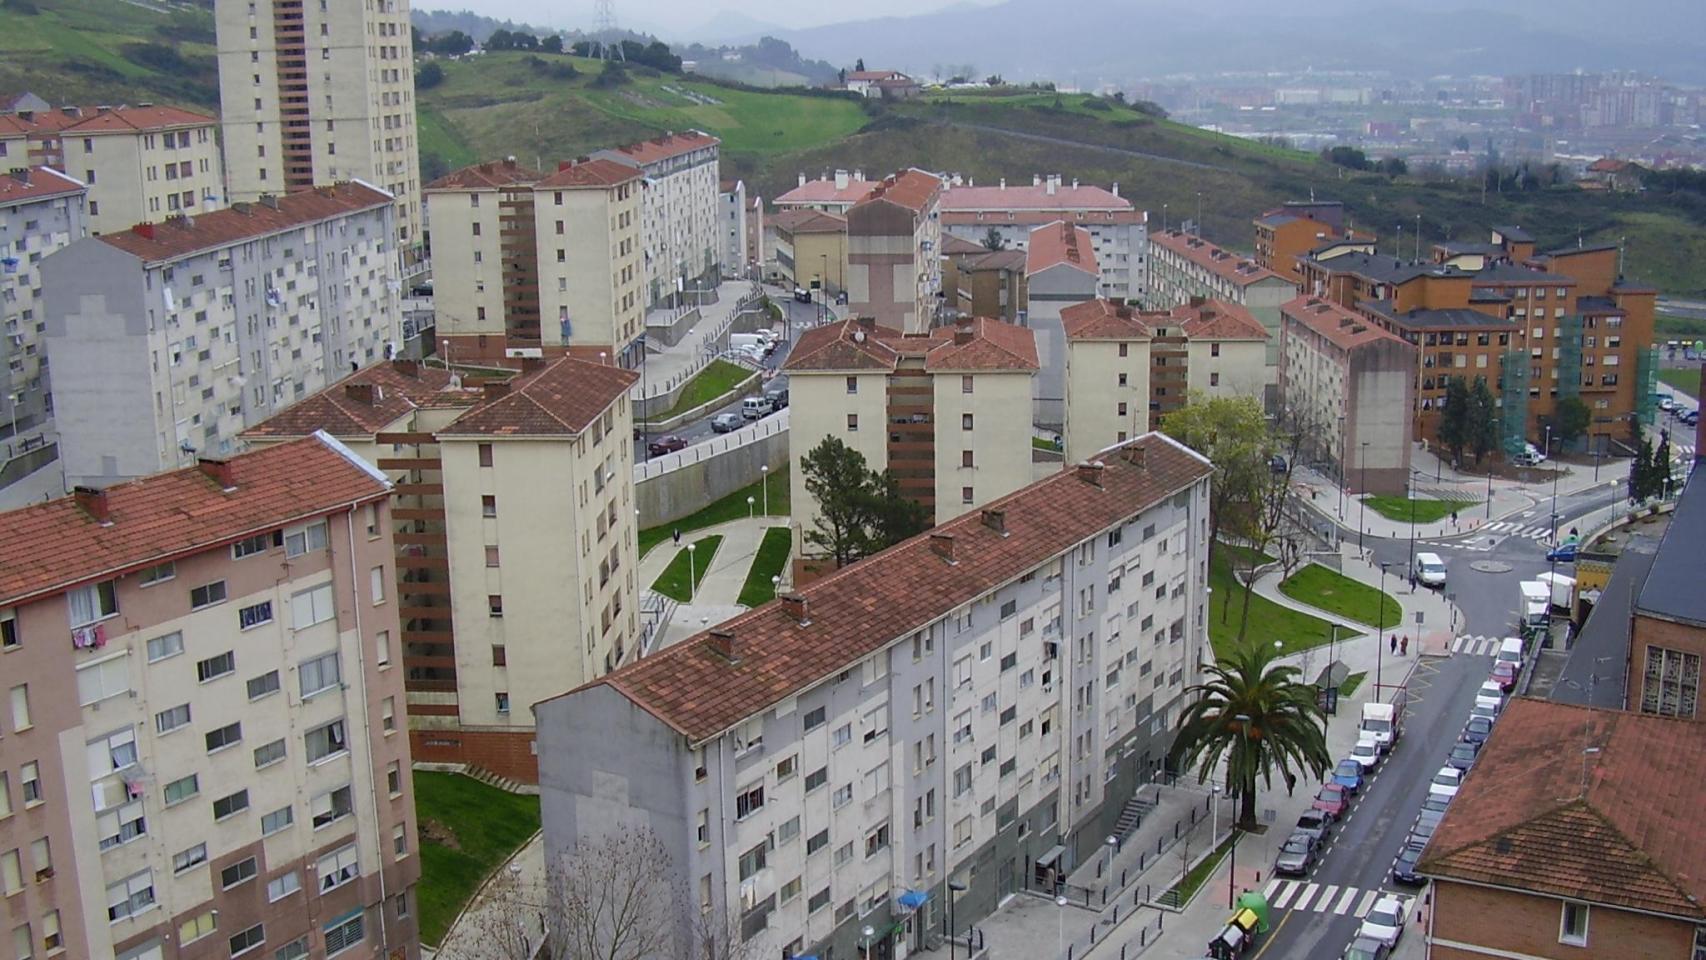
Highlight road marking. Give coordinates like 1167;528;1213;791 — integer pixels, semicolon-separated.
1356;889;1380;916
1272;882;1299;909
1334;887;1360;914
1263;878;1281;899
1318;885;1339;911
1294;883;1320;910
1247;910;1293;960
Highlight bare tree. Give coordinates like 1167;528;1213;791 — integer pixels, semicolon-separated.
689;904;766;960
544;828;676;960
1229;400;1331;643
441;863;544;960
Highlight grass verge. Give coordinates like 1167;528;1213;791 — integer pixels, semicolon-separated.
1163;834;1238;908
415;771;542;947
652;535;723;601
736;527;793;607
1278;564;1401;629
1210;543;1354;660
639;468;789;557
1339;671;1368;697
644;359;754;422
1361;495;1474;524
1658;366;1701;400
1032;436;1061;451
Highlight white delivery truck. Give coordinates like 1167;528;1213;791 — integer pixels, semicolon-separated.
1536;571;1575;612
1360;702;1399;754
1519;580;1551;631
728;332;771;354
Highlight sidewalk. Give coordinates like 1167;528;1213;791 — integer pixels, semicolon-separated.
1249;543;1463;659
634;279;765;400
638;516;790;650
429;832;545;960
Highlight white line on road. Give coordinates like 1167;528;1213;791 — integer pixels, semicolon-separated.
1273;882;1300;909
1294;883;1321;911
1334;887;1360;914
1263;879;1281;899
1356;889;1380;917
1318;885;1340;912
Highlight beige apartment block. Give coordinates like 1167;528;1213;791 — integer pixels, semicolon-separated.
243;355;640;783
1177;299;1271;399
1062;299;1154;465
425;158;646;367
592;132;722;308
783;316;1037;545
938;174;1148;300
215;0;424;262
0;433;419;960
847;169;944;334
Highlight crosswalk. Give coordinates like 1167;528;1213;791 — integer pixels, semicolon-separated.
1264;879;1405;916
1477;521;1556;540
1449;634;1504;656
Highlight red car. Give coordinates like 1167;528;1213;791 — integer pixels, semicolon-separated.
1491;660;1518;692
1312;782;1348;821
646;435;689;456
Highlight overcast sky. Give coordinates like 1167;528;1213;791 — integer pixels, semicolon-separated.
420;0;971;33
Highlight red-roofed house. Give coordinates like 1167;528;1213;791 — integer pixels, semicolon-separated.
593;131;724;308
1252;200;1372;284
0;431;418;960
847;169;945;334
940;174;1147;298
774;168;880;214
784;315;1037;530
842;69;919;98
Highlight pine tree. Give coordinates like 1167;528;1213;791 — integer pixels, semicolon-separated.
1437;376;1471;464
1630;437;1653;501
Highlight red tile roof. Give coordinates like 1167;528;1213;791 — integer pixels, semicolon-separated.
96;182;393;264
439;355;639;437
60;104;216;134
774;210;846;236
940;234;986;256
1174;300;1268;341
1151;229;1289;287
853;169;942;215
922;317;1038;371
1062;299;1154;340
1280;296;1408;351
956;249;1028;273
774;177;879;207
846;70;908;82
1419;698;1706;920
941;209;1145;228
939;183;1130;213
242;361;472;439
0;433;390;609
425;158;542;191
783;317;1038;373
601;130;720;167
0;166;85;208
1026;221;1099;276
537;157;643;189
547;433;1210;740
0;108;86;137
781;320;902;372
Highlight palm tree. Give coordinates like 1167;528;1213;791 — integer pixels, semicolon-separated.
1168;640;1331;829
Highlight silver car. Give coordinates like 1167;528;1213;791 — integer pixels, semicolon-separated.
1274;832;1318;877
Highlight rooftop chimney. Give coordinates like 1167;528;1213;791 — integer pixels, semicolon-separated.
929;533;958;564
1122;445;1147;470
854;168;864;181
707;628;742;664
798;172;807;187
131;222;156;240
391;358;420;378
954;326;974;345
1076;460;1106;487
73;485;111;524
1046;175;1058;196
1032;175;1041;187
344;382;376;405
999;178;1006;189
1111;182;1120;198
1189;295;1207;308
483;380;512;401
781;594;811;625
8;168;27;185
980;508;1007;536
519;357;547;373
834;169;850;190
197;457;237;491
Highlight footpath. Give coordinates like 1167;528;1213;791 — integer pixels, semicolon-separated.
638;516;792;651
633;279;766;402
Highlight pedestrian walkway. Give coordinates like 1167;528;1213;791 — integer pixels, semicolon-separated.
1448;634;1507;657
633;279;765;400
1246;543;1462;658
637;516;791;649
1263;879;1392;916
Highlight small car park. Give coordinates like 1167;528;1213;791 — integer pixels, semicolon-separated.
1358;896;1406;947
710;413;743;433
646;435;689;456
1332;759;1365;795
1350;738;1380;771
1312;783;1349;820
1274;832;1318;877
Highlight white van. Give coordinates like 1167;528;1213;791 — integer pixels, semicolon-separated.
1496;637;1524;670
1413;552;1447;588
741;396;774;420
729;333;771;353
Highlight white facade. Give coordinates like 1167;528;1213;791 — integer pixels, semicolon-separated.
593;133;722;308
720;180;749;278
940;177;1147;300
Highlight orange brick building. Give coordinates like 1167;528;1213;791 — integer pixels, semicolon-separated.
1252;200;1372;283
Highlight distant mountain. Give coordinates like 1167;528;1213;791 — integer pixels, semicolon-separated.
764;0;1706;84
686;10;786;45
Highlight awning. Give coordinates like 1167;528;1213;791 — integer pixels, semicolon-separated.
1036;844;1066;868
897;889;931;910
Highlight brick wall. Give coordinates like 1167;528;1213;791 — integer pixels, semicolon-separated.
411;727;540;783
1429;879;1694;959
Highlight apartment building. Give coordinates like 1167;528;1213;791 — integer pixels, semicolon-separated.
1419;699;1705;960
244;355;641;782
1146;229;1297;382
1062;300;1153;466
1278;297;1417;495
940;175;1147;300
1174;299;1269;399
1624;450;1705;719
720;179;749;278
39;182;402;489
846;169;944;335
592;131;722;308
423;157;647;366
774;169;879;215
772;210;848;295
535;434;1212;960
1027;222;1101;429
0;433;418;960
783;316;1037;535
214;0;424;263
942;243;1027;325
0;104;225;236
1252;201;1369;284
0;167;85;508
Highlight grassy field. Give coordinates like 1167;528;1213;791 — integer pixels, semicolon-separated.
652;535;723;601
1339;671;1369;697
1278;564;1401;629
1361;496;1473;524
638;468;790;556
736;527;793;607
645;360;754;422
1659;367;1701;399
0;0;220;107
415;771;542;947
1655;313;1706;340
1209;543;1351;660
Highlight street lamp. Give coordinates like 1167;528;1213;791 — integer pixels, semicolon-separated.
1104;834;1119;875
747;495;755;519
1358;441;1370;552
1055;896;1069;956
686;543;698;601
1337;413;1346;520
947;880;967;960
1377;561;1392;688
760;464;769;516
861;924;875;960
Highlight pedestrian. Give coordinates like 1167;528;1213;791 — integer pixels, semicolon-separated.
673;527;681;546
1284;772;1295;797
1390;634;1398;655
1401;635;1409;656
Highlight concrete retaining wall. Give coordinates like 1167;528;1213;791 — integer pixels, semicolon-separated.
635;369;762;432
636;417;790;527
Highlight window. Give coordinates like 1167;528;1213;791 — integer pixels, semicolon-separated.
735;783;765;819
163;773;199;806
197;651;235;682
833;723;853;748
206;722;242;753
156;702;191;734
805;766;828;791
179;910;216;943
489;595;504;617
230;923;265;956
738;841;768;881
382;697;396;732
365;504;382;538
173;842;207;873
261;805;293;836
803;706;826;731
323;911;364;955
1560;901;1589;946
232;533;272;559
106;869;156;922
254;738;286;768
317;844;359;891
213;789;249;820
776;755;797;780
376;630;391;667
77;654;131;704
847;413;858;432
221;857;258;889
291;584;334;628
300;652;340;697
191;580;228;609
247;670;281;701
862;704;888;743
809;887;831;913
833;783;853;807
19;763;39;804
478;443;494;467
238;601;273;630
268;871;302;902
845;376;858;394
311;785;353;829
482;495;497;517
388;761;403;796
146;631;183;662
393;824;408;857
138;561;176;586
284;520;328;556
306;720;347;763
68;581;118;626
962;413;974;430
97;800;146;849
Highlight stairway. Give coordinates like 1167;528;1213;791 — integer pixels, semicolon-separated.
1113;788;1159;843
465;764;528;795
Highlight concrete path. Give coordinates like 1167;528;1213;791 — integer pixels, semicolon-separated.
1246;543;1463;660
633;279;764;401
430;830;545;960
638;516;792;650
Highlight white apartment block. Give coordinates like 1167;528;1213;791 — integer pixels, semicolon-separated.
939;175;1148;301
0;167;85;508
0;433;419;960
214;0;424;263
593;131;722;308
720;178;749;278
39;181;402;488
536;435;1212;960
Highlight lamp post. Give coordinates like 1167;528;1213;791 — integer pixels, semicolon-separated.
1210;784;1220;847
760;464;770;516
1377;561;1392;688
1337;414;1346;520
686;543;698;601
1358;441;1370;552
947;880;967;960
747;495;755;519
1056;896;1069;956
1104;834;1119;875
821;252;830;326
1228;713;1251;909
861;924;875;960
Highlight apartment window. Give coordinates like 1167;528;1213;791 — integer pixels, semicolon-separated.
847;413;858;432
311;785;353;829
962;486;974;504
97;801;145;850
365;504;382;538
735;782;765;819
155;702;192;734
305;720;348;763
962;450;974;468
489;595;504;617
76;654;131;705
238;601;273;630
300;652;340;697
1210;372;1220;387
284;520;328;557
370;566;386;604
962;413;974;430
206;721;243;754
495;693;511;714
382;697;397;732
0;850;17;896
247;670;281;701
485;546;501;568
163;773;199;806
478;443;494;466
261;805;294;836
865;822;891;857
189;580;228;610
221;857;258;889
179;910;216;944
146;631;184;662
230;923;265;956
482;495;497;517
393;824;408;857
376;630;391;667
232;532;272;559
802;705;826;731
138;561;176;586
1118;342;1129;358
833;783;854;807
173;842;207;873
68;580;118;626
832;723;853;748
317;844;359;891
268;871;302;902
106;869;156;922
962;375;974;394
323;911;365;956
19;763;39;805
1560;901;1589;946
845;376;858;394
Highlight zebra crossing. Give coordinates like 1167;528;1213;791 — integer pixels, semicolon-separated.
1264;880;1406;917
1449;634;1505;656
1477;520;1556;540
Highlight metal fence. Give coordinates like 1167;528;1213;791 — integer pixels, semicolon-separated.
632;411;789;482
634;284;766;402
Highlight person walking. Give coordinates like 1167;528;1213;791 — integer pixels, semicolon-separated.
1400;635;1409;656
673;527;681;546
1390;634;1398;655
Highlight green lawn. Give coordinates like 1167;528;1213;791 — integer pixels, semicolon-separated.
638;468;790;557
1361;496;1474;524
1339;671;1368;697
1162;833;1238;908
652;535;723;601
1032;436;1062;451
1659;367;1701;400
644;359;754;422
414;771;542;947
736;527;793;607
1278;564;1401;629
1209;543;1353;660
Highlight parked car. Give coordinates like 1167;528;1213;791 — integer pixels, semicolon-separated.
1658;395;1676;411
1344;935;1391;960
710;413;743;433
1495;636;1524;670
1332;759;1365;795
1350;738;1381;771
1420;793;1451;816
1358;896;1406;947
1684;409;1700;426
1461;716;1494;747
1274;832;1318;877
1428;766;1464;799
794;286;812;303
1546;541;1579;563
1446;741;1480;772
1294;810;1334;846
1475;680;1505;712
1413;808;1446;835
1391;841;1428;886
836;290;849;305
741;396;775;420
765;387;789;410
1406;816;1441;848
1469;702;1501;725
1312;783;1349;820
1491;660;1519;692
646;435;689;456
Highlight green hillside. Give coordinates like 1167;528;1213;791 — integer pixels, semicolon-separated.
0;0;219;108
